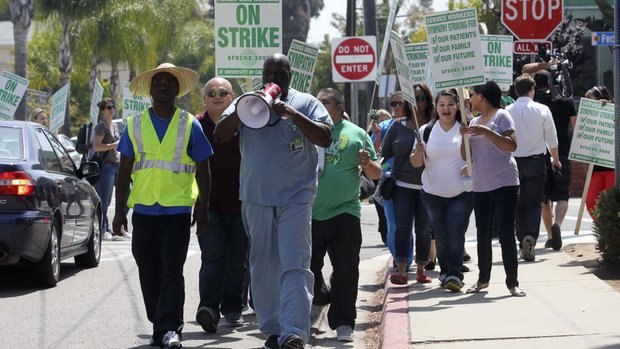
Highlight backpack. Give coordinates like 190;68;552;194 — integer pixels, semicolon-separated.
422;119;436;143
76;122;91;155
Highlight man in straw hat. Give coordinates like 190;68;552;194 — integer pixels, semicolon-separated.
113;63;213;349
214;53;333;349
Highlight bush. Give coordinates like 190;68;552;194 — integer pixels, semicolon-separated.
593;187;620;264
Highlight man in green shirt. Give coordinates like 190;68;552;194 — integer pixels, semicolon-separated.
310;88;381;342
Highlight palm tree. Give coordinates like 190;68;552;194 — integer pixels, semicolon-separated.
1;0;34;120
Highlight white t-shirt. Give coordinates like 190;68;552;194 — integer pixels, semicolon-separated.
417;121;468;198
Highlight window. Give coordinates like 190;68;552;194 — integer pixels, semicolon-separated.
33;128;62;173
44;131;76;176
0;126;23;160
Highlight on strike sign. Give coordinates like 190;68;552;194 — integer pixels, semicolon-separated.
331;36;377;83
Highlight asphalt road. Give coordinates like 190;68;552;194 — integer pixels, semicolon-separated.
0;197;593;348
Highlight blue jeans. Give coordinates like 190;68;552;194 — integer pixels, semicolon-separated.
422;191;473;280
392;186;431;265
198;209;248;316
515;156;546;243
383;199;414;266
241;202;313;345
473;186;520;289
97;162;118;232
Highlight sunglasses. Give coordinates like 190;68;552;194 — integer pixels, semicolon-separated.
105;105;115;110
207;90;230;98
415;95;427;103
390;101;403;107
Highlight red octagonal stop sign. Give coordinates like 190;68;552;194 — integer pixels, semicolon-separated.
331;36;377;83
501;0;563;40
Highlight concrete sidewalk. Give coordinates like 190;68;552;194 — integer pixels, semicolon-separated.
379;238;620;349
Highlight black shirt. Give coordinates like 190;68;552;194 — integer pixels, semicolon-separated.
535;91;576;158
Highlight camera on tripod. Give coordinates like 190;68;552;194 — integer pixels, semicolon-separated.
537;43;573;101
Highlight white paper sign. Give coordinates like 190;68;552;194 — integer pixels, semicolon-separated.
89;79;104;125
50;83;70;133
0;71;29;120
215;0;282;78
122;82;151;121
568;98;615;168
389;31;415;105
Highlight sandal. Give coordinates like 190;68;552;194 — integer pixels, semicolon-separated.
509;287;526;297
416;274;432;283
466;281;489;294
390;273;408;285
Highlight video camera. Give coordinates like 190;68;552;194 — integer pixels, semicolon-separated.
537;43;573;102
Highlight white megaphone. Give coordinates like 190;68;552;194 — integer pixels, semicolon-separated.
235;82;282;129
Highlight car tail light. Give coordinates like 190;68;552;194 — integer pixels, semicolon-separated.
0;171;35;196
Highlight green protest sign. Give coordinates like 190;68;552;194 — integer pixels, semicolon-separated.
215;0;282;78
123;82;151;120
0;71;29;120
568;98;615;168
405;43;428;85
89;79;104;125
424;8;485;90
50;84;70;133
480;35;513;90
288;39;319;93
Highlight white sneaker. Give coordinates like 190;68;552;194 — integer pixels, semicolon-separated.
162;330;181;348
103;232;115;241
336;325;354;342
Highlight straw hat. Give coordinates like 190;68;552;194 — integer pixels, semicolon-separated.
129;63;199;97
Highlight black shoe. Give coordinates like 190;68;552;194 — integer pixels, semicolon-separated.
551;223;563;250
463;251;471;262
461;265;470;273
264;335;279;349
544;239;553;248
196;306;219;333
425;262;436;271
281;334;305;349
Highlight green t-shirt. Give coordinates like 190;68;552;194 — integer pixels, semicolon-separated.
312;120;378;221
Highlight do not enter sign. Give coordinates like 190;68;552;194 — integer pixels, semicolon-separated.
331;36;377;83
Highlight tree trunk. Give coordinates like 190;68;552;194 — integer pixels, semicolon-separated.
10;0;33;121
109;59;120;113
59;16;73;136
88;50;101;96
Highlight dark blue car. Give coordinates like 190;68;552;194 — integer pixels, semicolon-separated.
0;120;102;287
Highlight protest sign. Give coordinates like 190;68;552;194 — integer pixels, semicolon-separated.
568;98;615;168
0;71;29;120
50;84;70;133
123;82;151;121
288;39;319;93
89;79;104;125
215;0;282;78
480;35;513;90
389;31;415;105
424;9;485;90
405;43;428;85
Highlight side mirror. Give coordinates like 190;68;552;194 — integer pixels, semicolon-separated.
80;161;100;178
64;145;76;153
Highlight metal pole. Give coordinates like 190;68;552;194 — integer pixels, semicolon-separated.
363;0;377;127
615;0;620;189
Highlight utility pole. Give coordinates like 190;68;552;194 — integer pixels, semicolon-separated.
345;0;356;122
615;0;620;189
362;0;377;129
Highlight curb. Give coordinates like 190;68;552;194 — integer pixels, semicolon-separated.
378;257;410;349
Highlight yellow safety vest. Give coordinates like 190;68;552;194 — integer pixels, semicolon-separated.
127;108;198;208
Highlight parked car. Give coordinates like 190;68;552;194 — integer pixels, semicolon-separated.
113;118;127;135
0;121;102;287
57;133;82;167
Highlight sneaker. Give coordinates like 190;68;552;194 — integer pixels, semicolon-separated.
263;335;279;349
310;304;327;325
281;334;305;349
162;330;181;348
544;239;553;248
224;313;243;327
336;325;354;342
444;277;463;293
551;223;563;250
196;306;219;333
521;235;536;261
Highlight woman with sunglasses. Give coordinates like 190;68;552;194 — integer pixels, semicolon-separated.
411;89;473;292
93;97;122;240
584;85;615;216
381;90;432;285
462;81;525;297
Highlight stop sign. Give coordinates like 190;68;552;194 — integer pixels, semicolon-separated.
501;0;563;40
331;36;377;83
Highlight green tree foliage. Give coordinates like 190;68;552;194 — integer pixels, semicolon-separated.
593;188;620;264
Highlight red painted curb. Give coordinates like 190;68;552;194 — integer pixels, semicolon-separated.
378;257;410;349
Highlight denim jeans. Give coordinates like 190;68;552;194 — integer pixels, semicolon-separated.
422;191;473;280
131;212;191;342
198;209;248;316
515;156;546;243
392;186;431;265
473;186;520;289
97;162;118;232
383;199;413;266
310;213;362;330
241;202;313;345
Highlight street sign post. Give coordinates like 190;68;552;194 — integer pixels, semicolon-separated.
331;36;377;83
501;0;563;40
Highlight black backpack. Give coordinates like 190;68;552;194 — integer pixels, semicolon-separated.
76;122;91;155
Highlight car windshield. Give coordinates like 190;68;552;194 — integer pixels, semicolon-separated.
0;126;23;160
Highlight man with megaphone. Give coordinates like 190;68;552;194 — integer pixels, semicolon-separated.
214;53;333;349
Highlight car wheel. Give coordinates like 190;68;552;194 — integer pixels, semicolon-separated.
74;211;101;268
35;222;61;287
